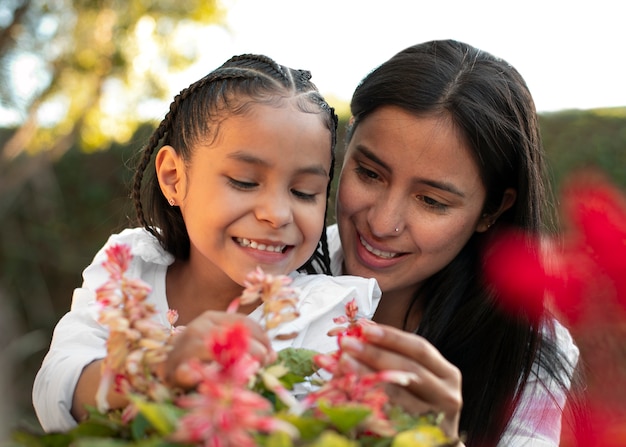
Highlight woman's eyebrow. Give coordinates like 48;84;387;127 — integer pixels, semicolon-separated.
355;146;465;198
418;179;466;198
355;145;390;171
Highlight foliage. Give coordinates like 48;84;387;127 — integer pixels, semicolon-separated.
540;107;626;193
9;247;454;446
0;0;224;159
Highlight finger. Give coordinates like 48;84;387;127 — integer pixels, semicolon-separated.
340;332;462;413
205;311;276;363
361;324;456;379
172;362;203;389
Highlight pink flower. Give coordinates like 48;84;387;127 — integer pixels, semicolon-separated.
94;244;177;412
303;299;418;437
172;323;297;446
227;267;300;337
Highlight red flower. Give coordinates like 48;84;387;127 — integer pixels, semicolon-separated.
482;230;549;323
560;173;626;311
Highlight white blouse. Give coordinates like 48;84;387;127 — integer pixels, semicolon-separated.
32;228;381;432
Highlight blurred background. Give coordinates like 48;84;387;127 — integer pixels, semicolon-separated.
1;0;625;443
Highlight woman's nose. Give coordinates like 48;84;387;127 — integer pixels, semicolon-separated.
367;192;405;237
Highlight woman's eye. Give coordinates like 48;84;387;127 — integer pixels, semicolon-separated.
355;165;379;181
228;178;257;190
419;195;448;211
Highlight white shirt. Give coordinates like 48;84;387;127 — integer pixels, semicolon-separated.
325;224;579;447
33;228;381;432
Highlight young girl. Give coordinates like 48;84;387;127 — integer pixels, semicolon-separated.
32;54;380;432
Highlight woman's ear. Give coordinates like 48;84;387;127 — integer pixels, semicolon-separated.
476;188;517;232
155;145;185;206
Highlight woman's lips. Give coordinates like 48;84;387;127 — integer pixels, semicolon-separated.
359;235;399;259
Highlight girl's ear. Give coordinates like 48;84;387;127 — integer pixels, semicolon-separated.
476;188;517;232
155;145;185;206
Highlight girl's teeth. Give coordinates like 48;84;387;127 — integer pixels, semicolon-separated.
360;236;397;259
237;238;285;253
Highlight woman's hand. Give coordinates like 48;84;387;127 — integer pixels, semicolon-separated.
159;310;276;389
339;323;462;439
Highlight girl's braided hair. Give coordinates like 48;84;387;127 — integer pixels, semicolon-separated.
131;54;338;274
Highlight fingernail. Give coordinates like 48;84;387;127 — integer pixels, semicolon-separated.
339;352;360;371
363;324;384;339
340;336;363;353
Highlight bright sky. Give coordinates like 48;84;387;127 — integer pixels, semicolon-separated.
176;0;626;113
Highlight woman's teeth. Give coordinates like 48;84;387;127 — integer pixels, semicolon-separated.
360;236;397;259
237;238;286;253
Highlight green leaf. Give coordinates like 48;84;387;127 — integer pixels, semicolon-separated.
131;398;182;436
72;438;132;447
10;430;73;447
317;402;371;434
277;347;319;378
308;431;359;447
390;426;451;447
130;412;154;440
278;413;327;440
262;430;295;447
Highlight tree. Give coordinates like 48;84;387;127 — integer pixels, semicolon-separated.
0;0;224;160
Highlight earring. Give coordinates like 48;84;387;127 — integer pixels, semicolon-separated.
168;198;175;206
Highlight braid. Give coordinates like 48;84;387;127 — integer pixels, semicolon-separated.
132;121;168;238
134;53;338;272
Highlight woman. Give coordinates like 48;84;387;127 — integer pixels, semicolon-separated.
327;40;579;446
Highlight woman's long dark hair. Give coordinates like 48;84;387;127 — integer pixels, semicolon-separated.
131;54;338;274
348;40;576;446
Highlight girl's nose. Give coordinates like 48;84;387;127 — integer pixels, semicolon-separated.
255;194;294;228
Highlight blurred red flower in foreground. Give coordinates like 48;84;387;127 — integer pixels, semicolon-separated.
482;171;626;446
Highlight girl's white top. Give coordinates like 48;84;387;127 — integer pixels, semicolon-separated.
33;228;381;432
326;224;579;447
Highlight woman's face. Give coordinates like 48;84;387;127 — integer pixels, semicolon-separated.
336;106;491;300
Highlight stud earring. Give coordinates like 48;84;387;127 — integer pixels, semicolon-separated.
168;198;175;206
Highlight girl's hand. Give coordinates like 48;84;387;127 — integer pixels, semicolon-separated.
339;324;462;439
159;311;276;389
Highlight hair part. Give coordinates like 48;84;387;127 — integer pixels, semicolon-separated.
131;54;338;274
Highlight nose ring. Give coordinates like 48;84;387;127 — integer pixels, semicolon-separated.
395;227;399;232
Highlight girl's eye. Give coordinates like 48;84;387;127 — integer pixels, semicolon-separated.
228;178;257;190
419;195;448;212
291;189;318;202
355;164;380;181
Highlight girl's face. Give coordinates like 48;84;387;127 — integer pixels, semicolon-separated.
161;101;331;287
336;106;491;301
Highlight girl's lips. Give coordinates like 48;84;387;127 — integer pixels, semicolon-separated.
235;237;288;253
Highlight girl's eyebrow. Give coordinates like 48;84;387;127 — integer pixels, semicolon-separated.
355;145;466;198
227;151;329;177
